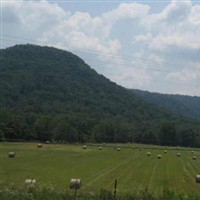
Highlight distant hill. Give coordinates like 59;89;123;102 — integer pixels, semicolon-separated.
1;44;200;147
132;90;200;118
1;44;166;119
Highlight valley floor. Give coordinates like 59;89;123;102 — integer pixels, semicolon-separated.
0;142;200;197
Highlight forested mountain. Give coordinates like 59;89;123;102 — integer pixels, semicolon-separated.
132;90;200;118
1;44;200;147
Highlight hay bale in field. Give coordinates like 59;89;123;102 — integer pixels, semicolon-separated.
37;143;42;148
157;154;162;159
116;148;120;151
196;175;200;183
164;150;167;154
147;152;151;156
99;146;102;150
192;156;197;160
82;145;87;149
177;153;181;157
46;141;50;144
191;151;194;154
70;178;81;189
25;179;36;188
8;152;15;158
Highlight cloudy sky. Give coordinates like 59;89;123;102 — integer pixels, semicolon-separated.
2;0;200;96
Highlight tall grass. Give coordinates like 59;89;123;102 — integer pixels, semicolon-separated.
0;183;200;200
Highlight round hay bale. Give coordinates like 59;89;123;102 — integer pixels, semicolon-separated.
8;152;15;158
192;156;197;160
99;146;102;150
37;143;42;148
46;141;50;144
191;151;194;154
164;150;167;154
82;145;87;149
70;178;81;189
157;155;162;159
116;148;120;151
196;175;200;183
147;152;151;156
25;179;36;188
177;153;181;157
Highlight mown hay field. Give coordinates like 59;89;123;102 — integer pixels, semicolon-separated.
0;142;200;196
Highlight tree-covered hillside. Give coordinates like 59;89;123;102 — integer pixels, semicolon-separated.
1;44;200;147
132;90;200;118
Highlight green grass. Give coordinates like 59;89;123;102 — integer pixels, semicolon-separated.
0;142;200;196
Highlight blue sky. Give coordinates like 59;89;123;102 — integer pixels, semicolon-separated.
2;0;200;96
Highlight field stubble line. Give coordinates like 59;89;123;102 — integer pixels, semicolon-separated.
117;152;145;192
85;159;130;187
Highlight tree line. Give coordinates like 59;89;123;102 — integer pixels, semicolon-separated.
1;111;200;147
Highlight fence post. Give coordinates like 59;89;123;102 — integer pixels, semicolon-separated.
113;179;117;199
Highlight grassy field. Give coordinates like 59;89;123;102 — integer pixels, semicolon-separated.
0;142;200;196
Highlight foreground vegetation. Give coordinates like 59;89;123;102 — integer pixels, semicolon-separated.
1;183;200;200
1;142;200;198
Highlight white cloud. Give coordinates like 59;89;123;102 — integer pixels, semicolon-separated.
2;0;69;39
36;2;150;53
189;5;200;24
141;0;192;28
106;64;152;89
134;33;152;42
5;0;68;27
102;3;149;23
166;68;197;82
147;34;200;50
138;1;200;52
160;0;192;23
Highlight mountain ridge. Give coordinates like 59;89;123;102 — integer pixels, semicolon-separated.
132;89;200;118
1;44;200;147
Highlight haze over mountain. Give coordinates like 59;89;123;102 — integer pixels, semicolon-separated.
1;44;200;147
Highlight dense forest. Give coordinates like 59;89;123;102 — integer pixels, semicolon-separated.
132;89;200;118
1;44;200;147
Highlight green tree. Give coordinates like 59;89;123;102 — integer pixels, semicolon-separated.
34;116;52;141
52;120;78;143
160;121;177;146
180;129;197;147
